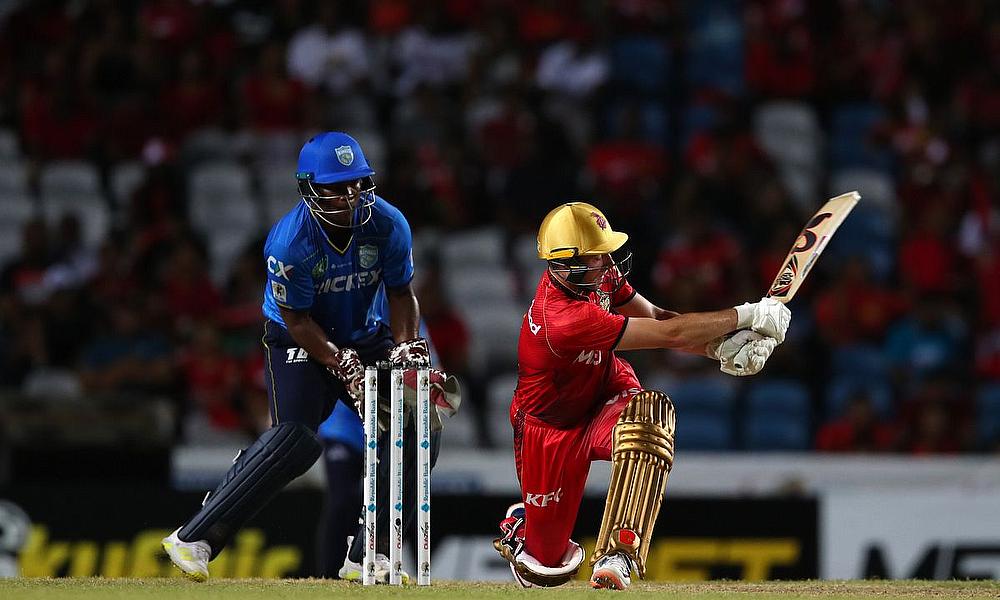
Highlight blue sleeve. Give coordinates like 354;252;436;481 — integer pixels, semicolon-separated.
382;212;414;289
266;248;314;311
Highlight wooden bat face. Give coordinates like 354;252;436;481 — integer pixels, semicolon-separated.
767;191;861;303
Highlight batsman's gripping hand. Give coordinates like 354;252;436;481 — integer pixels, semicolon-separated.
388;337;431;367
326;344;365;412
707;330;778;376
734;297;791;343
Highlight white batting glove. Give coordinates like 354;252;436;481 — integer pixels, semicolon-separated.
707;330;778;376
734;297;791;344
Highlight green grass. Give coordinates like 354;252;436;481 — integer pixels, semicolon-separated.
1;579;998;600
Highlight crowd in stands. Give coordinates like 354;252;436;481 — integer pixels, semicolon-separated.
0;0;997;453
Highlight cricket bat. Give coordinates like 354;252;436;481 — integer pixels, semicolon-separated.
732;191;860;371
766;191;861;303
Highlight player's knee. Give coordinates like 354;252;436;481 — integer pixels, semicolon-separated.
263;422;323;476
617;389;675;466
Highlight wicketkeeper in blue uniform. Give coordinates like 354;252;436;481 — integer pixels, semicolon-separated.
163;132;459;583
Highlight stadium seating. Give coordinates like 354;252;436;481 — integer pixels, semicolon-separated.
829;103;892;172
742;413;811;451
0;128;19;159
825;376;894;418
109;161;146;211
40;160;101;197
440;226;506;270
746;379;810;417
742;379;811;451
676;412;733;451
753;101;823;172
0;161;28;197
610;35;670;95
0;194;36;266
831;344;890;380
188;162;260;283
486;371;518;450
42;194;110;249
976;383;1000;447
461;302;523;371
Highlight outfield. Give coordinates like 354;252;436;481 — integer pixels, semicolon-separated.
1;579;997;600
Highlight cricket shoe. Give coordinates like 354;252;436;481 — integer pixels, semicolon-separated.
339;553;410;584
162;528;210;582
590;552;634;590
499;502;526;540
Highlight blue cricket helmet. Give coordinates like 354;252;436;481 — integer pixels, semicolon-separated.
296;132;376;228
296;131;375;184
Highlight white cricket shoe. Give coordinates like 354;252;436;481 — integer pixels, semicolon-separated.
162;528;210;582
339;553;410;584
590;552;634;590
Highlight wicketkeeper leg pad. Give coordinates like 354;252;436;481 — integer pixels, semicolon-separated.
591;389;675;578
178;422;322;557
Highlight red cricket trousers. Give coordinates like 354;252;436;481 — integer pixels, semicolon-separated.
511;386;640;567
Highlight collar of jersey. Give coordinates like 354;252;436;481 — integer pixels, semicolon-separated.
308;210;353;255
547;270;592;302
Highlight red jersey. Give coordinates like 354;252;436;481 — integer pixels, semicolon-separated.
512;272;640;428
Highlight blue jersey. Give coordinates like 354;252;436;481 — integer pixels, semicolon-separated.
262;197;414;345
318;401;365;452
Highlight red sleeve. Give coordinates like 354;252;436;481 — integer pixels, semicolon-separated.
545;301;628;355
611;279;636;308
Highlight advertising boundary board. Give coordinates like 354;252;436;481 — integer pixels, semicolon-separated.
0;485;816;581
822;490;1000;580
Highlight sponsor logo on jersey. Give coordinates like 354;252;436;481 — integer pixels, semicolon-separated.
575;350;602;365
271;280;288;303
524;488;563;507
285;348;309;363
267;256;295;280
311;256;327;280
527;300;541;335
358;244;378;269
335;145;354;166
315;269;381;294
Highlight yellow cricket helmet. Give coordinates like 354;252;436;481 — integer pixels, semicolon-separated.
537;202;629;260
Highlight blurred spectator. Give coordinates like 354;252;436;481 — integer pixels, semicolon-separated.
161;49;224;140
651;210;743;311
158;236;222;335
896;376;975;454
78;297;173;394
287;3;370;96
884;297;967;384
816;390;899;452
179;321;245;439
1;218;52;306
814;257;908;346
241;42;307;134
0;0;996;455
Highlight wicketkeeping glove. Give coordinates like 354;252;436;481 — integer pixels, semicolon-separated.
326;346;365;411
388;337;431;367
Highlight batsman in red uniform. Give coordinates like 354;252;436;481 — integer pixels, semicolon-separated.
494;203;791;590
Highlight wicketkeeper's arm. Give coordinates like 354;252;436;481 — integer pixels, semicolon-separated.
278;305;340;369
386;282;420;343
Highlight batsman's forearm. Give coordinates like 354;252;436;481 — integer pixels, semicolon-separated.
617;309;738;351
280;309;339;368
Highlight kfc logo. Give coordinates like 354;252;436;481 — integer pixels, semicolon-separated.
525;488;563;507
591;211;607;230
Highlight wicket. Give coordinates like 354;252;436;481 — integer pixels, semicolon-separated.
362;362;432;586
